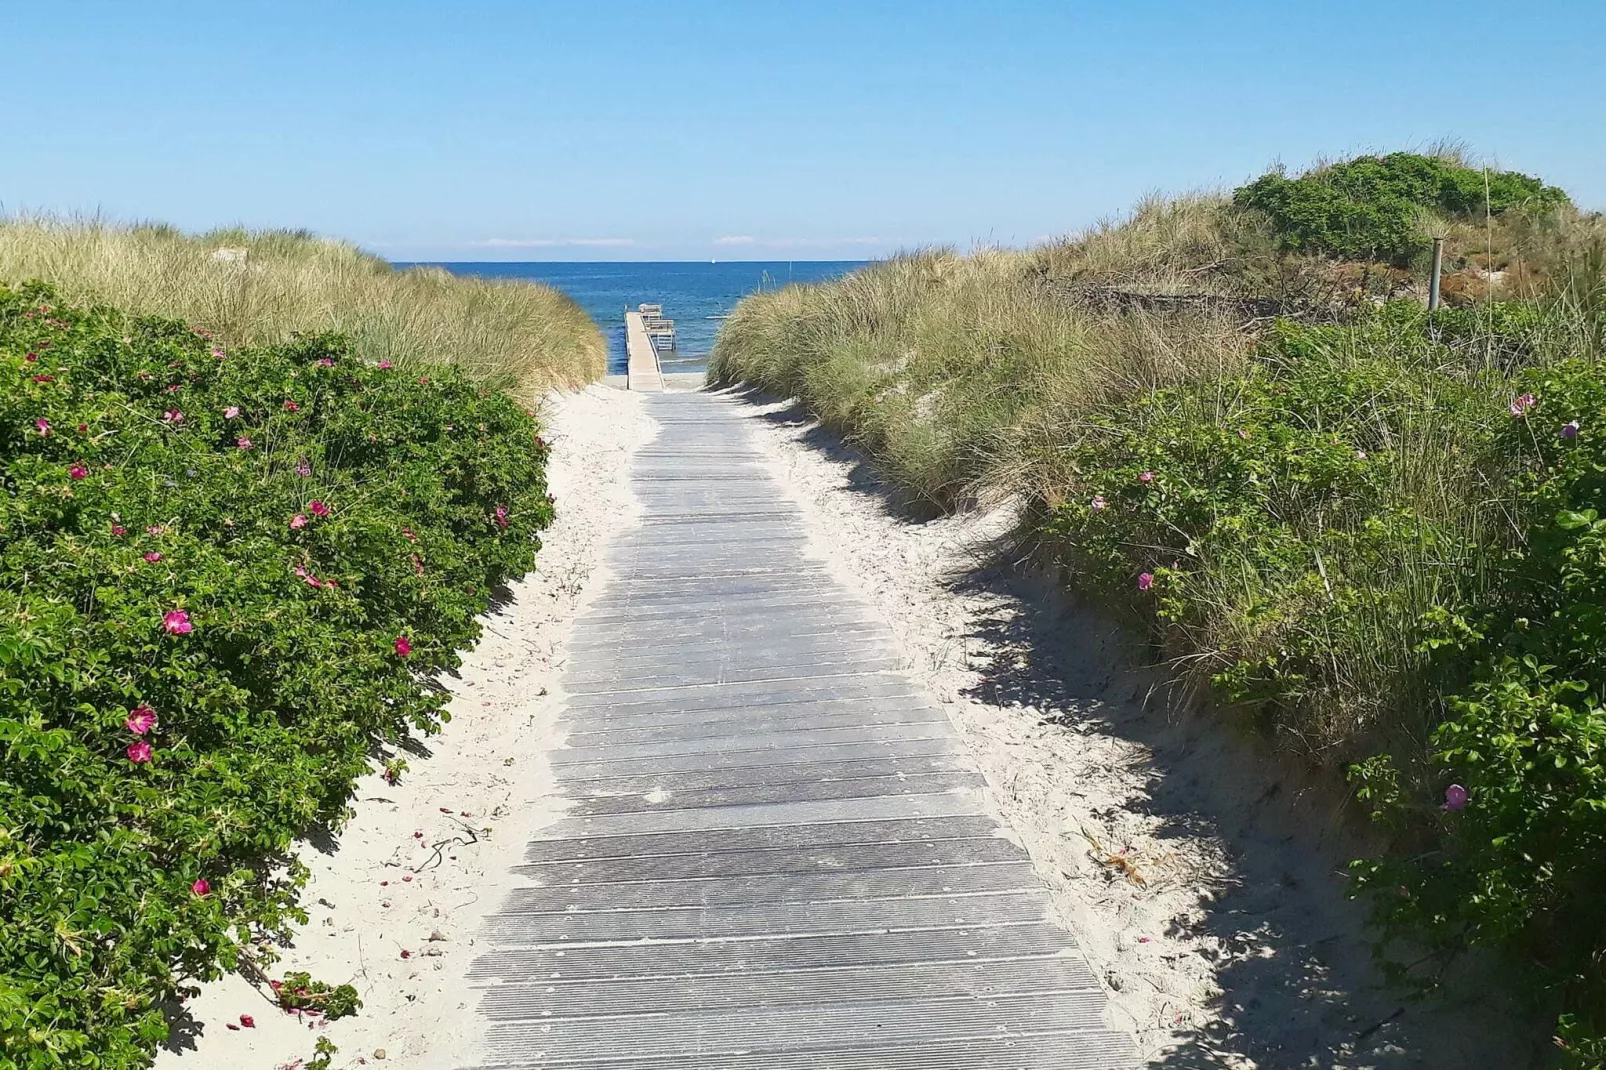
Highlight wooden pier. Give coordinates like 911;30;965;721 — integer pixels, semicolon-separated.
638;303;677;351
623;308;663;392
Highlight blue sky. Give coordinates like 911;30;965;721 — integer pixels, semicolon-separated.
3;1;1600;261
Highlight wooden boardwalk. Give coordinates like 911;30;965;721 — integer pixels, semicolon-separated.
462;392;1136;1069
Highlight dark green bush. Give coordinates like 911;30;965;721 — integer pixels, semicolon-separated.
0;282;552;1067
1233;152;1571;265
1036;305;1502;749
1035;299;1606;1059
1351;356;1606;1066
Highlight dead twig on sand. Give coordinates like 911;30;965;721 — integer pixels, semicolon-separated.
413;815;481;873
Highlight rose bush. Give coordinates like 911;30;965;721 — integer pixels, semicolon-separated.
0;282;553;1067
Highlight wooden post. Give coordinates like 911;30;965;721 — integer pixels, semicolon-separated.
1428;237;1445;312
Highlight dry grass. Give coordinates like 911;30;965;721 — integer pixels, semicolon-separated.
711;244;1250;508
1029;193;1264;290
0;217;605;400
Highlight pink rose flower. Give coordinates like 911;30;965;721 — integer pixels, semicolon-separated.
144;551;162;563
283;400;300;412
162;409;184;423
394;635;412;657
236;437;253;450
127;740;153;763
35;418;50;436
191;878;210;896
495;505;509;529
111;524;127;536
378;360;393;369
162;609;192;635
223;406;240;419
308;500;330;518
1138;471;1155;484
69;464;88;480
289;514;308;530
1137;572;1154;591
126;705;157;735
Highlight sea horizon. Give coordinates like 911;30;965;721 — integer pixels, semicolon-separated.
403;260;868;375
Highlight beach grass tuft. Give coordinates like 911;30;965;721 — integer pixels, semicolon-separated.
0;216;606;399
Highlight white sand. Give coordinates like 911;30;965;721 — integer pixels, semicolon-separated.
725;389;1526;1069
155;384;651;1070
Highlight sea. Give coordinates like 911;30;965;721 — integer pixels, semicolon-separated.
402;261;867;376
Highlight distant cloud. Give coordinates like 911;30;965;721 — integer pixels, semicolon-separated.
472;237;636;248
712;236;883;249
771;237;883;248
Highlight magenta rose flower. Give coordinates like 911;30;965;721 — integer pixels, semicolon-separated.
125;705;158;735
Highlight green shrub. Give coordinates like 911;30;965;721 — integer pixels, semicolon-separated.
1028;301;1606;1055
1351;357;1606;1064
1036;305;1505;750
1233;152;1571;266
0;282;553;1067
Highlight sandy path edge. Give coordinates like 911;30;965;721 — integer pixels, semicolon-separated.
154;384;651;1070
725;389;1530;1069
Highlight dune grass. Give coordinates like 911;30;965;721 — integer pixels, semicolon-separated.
712;247;1250;508
0;217;605;400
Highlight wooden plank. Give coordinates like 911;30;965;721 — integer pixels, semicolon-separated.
477;994;1114;1063
464;1032;1133;1069
478;889;1053;944
468;921;1084;981
514;834;1026;883
479;956;1102;1018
